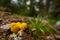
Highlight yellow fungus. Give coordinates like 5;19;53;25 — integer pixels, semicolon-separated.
10;22;20;33
19;22;27;30
10;22;27;33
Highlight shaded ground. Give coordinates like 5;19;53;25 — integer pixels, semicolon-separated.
0;13;60;40
0;13;34;40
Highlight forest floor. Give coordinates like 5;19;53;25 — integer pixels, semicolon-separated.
0;13;60;40
0;13;34;40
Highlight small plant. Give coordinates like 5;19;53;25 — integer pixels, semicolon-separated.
29;16;57;40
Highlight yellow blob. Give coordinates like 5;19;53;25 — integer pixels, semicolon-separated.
16;22;21;25
10;23;16;27
10;22;20;33
19;22;27;30
10;22;27;33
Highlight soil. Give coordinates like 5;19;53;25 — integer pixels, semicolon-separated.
0;13;34;40
0;13;60;40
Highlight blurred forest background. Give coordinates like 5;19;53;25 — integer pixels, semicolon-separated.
0;0;60;24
